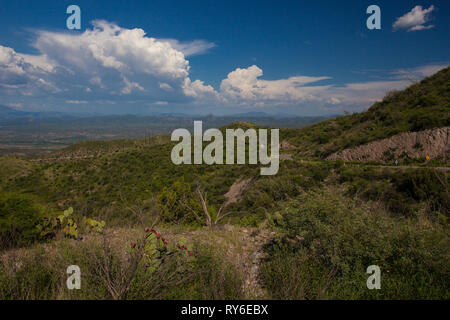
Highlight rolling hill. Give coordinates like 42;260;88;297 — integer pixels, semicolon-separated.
282;66;450;158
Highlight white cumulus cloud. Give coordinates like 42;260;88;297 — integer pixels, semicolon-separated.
0;21;218;111
217;63;447;112
0;20;447;115
220;65;331;105
393;5;435;32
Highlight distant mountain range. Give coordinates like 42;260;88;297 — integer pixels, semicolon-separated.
0;105;329;121
157;111;302;118
225;111;299;119
0;105;83;119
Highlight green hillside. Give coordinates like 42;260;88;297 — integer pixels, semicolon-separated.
0;68;449;300
282;66;450;158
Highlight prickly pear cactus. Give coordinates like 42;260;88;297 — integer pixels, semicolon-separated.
142;231;167;273
36;216;59;239
58;207;74;225
129;228;196;275
62;217;78;238
36;207;102;240
82;217;106;234
175;236;196;272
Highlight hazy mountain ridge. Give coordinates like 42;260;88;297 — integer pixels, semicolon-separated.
0;111;329;156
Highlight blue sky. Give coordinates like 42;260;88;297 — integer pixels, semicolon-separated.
0;0;448;116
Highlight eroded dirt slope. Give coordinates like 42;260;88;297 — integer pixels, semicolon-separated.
327;127;449;162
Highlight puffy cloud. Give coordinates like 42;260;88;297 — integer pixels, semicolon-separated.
393;5;435;32
20;53;55;73
0;21;217;111
183;78;218;100
217;64;447;111
0;20;447;115
0;46;25;75
159;82;173;91
0;46;33;86
34;20;190;79
0;45;61;99
220;65;331;105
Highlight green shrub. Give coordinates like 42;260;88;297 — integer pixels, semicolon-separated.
392;169;449;214
157;178;202;224
0;193;48;249
338;166;449;216
261;188;449;299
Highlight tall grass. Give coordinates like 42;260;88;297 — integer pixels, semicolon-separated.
0;234;245;300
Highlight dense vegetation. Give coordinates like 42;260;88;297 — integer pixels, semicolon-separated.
260;187;448;299
0;67;449;299
1;146;448;299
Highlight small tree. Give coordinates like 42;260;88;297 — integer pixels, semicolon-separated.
157;178;201;223
181;186;236;228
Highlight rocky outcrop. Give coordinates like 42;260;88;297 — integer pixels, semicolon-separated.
327;127;449;162
223;178;252;206
280;141;296;150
